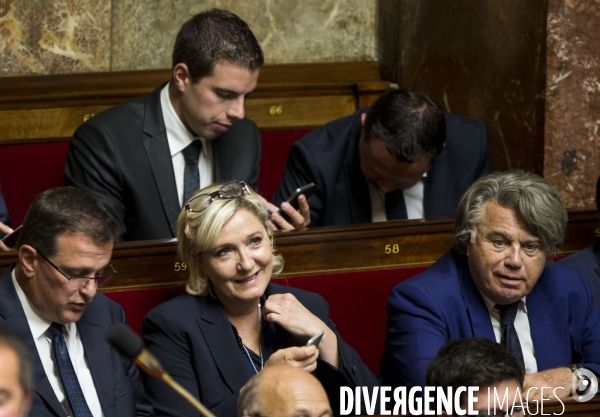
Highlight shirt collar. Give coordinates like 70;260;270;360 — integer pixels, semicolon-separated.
160;82;208;158
479;290;528;313
12;268;74;339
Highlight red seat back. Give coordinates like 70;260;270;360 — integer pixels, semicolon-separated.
0;142;69;226
258;130;310;200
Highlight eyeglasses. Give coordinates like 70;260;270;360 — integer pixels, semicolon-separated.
184;181;249;213
36;249;116;288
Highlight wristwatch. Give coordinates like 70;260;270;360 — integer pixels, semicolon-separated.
570;364;591;395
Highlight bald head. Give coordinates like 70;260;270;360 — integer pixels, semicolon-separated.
238;365;332;417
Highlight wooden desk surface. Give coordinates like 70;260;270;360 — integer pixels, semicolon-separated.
0;211;596;292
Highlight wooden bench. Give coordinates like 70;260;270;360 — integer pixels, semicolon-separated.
1;213;597;374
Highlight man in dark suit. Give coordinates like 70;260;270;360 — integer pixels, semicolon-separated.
65;10;310;241
0;187;152;416
557;175;600;310
273;88;494;227
383;171;600;402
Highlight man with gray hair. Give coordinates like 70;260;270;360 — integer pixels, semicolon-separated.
237;365;332;417
382;170;600;401
0;326;33;417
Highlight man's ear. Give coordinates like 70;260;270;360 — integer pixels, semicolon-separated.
172;63;191;92
18;245;37;278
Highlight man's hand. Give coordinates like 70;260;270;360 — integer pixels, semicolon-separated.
523;367;573;402
0;222;14;251
264;345;319;372
260;195;311;232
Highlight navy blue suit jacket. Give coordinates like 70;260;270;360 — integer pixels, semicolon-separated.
65;85;261;241
0;266;153;417
142;283;380;417
382;251;600;388
558;242;600;311
273;109;494;227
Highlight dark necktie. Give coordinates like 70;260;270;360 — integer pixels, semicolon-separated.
385;189;408;220
182;140;203;205
496;302;526;371
47;323;93;417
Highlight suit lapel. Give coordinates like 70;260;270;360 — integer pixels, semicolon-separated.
456;256;496;340
213;132;231;182
142;88;180;236
77;305;114;417
423;148;449;218
0;267;65;416
527;282;570;369
196;298;248;393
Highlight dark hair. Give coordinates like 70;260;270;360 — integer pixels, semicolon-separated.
0;326;33;395
426;338;524;401
172;9;264;83
16;187;119;255
363;89;446;163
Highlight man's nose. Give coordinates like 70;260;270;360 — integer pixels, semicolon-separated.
227;96;245;120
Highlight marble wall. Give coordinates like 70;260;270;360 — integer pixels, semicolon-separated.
544;0;600;210
0;0;110;75
0;0;376;76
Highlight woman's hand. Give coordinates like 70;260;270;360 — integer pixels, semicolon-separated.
265;345;319;372
264;293;340;368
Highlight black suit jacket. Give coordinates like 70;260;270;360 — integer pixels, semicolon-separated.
0;266;153;417
142;283;380;417
65;85;261;241
273;109;494;226
557;241;600;311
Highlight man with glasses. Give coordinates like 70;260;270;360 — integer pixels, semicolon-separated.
426;338;525;417
0;187;152;416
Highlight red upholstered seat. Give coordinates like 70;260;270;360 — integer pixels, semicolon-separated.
258;130;311;200
103;266;425;375
0;142;70;226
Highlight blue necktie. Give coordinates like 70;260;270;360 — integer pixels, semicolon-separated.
496;302;526;371
47;323;93;417
182;140;203;206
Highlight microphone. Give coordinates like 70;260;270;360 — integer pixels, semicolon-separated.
106;323;216;417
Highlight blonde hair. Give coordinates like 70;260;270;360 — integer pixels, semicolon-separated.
177;182;284;296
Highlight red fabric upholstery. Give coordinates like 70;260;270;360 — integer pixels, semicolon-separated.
258;130;311;200
285;267;427;374
0;142;70;226
103;267;425;375
104;286;187;335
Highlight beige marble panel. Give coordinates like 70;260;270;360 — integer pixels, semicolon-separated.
544;0;600;210
0;0;110;76
111;0;376;70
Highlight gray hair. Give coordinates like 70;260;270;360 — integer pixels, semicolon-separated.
454;170;567;255
177;182;284;297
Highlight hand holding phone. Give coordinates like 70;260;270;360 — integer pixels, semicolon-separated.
280;183;319;224
306;330;324;348
1;225;21;249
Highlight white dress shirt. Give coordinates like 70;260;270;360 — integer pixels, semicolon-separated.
12;270;104;417
480;292;538;374
160;83;214;207
369;176;426;222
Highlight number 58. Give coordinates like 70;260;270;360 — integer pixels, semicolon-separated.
385;244;399;254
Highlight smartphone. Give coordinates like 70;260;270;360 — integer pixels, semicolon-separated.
280;183;319;223
306;330;324;348
1;225;22;248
